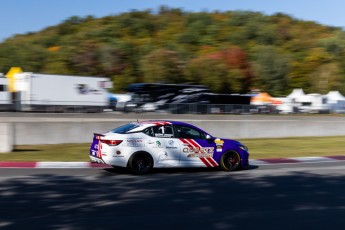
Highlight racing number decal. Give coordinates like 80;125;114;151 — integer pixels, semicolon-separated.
179;138;218;167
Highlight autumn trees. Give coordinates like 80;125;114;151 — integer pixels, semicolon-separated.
1;8;345;96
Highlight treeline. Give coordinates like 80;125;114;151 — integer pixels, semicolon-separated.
1;6;345;96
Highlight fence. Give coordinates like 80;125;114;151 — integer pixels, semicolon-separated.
130;103;340;114
127;103;280;115
158;103;252;114
0;101;343;114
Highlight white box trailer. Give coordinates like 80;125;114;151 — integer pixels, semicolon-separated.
13;72;112;112
0;74;11;111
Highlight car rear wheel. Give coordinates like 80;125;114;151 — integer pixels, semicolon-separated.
220;151;241;172
127;152;153;175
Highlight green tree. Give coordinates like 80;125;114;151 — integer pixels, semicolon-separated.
140;49;184;83
98;44;128;75
184;57;230;93
69;41;101;76
253;46;289;96
309;63;343;94
206;47;253;93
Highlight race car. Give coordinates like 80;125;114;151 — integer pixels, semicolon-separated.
90;120;249;174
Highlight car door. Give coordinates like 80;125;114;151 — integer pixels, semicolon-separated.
144;125;181;167
173;124;218;168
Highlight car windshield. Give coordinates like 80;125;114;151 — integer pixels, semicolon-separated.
111;123;140;134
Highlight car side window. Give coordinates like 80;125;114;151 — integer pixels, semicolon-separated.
152;125;174;138
174;125;206;139
143;127;154;137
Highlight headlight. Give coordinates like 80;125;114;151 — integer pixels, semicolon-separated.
239;145;248;152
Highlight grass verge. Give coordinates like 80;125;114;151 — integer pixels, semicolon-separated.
240;136;345;159
0;136;344;161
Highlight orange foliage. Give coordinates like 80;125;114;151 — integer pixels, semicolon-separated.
47;46;61;52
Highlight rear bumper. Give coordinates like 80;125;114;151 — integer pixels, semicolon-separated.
90;156;106;164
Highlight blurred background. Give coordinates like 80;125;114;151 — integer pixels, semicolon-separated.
1;2;345;229
1;1;345;115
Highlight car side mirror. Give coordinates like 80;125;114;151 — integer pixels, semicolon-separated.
206;134;212;140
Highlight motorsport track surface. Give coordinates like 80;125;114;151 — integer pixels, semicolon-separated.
0;161;344;230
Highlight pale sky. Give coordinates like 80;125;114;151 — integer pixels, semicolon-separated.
1;0;345;42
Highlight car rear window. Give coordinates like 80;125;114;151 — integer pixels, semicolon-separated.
111;123;140;134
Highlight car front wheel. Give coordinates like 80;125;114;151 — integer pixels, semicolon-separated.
127;152;153;175
220;151;241;172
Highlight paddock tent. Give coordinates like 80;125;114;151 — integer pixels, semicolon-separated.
287;89;305;99
251;92;282;105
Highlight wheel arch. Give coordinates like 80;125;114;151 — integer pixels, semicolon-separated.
219;149;242;171
128;150;155;168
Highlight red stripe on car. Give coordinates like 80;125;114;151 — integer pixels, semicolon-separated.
180;138;215;168
200;158;212;167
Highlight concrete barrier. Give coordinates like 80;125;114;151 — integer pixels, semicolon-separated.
0;123;14;152
11;119;345;145
14;122;128;145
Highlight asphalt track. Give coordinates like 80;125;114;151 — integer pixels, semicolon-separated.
1;162;344;230
1;112;345;229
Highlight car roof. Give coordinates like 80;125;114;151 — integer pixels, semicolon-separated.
127;120;200;133
137;120;192;127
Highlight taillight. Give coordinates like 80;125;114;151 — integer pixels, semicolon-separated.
100;140;123;146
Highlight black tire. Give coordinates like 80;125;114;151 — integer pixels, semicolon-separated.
220;151;241;172
127;152;153;175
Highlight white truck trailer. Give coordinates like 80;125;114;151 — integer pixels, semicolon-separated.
0;74;11;111
13;72;112;112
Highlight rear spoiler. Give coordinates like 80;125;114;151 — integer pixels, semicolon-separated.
94;133;105;140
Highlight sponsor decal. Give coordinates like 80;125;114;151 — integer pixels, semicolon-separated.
97;141;102;158
215;139;224;152
166;140;178;149
158;151;169;162
183;147;214;154
127;139;144;147
147;140;155;145
179;138;218;167
155;133;173;138
168;140;174;145
76;84;101;95
156;140;163;148
166;146;177;149
187;153;213;158
91;143;99;156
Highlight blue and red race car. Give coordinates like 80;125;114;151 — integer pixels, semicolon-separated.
90;120;249;174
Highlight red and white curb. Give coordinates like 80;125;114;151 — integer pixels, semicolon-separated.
0;162;111;168
0;156;344;168
250;156;345;165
